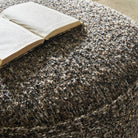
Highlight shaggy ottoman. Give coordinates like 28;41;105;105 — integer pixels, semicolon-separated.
0;0;137;137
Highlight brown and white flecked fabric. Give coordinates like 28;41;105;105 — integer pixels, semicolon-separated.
0;0;137;137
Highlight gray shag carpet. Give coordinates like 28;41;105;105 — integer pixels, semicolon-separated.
0;0;138;137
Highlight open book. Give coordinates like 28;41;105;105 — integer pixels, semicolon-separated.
0;2;81;66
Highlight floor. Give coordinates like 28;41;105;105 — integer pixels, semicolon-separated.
93;0;138;23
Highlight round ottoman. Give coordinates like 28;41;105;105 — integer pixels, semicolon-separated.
0;0;137;137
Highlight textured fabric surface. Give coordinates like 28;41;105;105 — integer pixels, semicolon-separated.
0;0;137;137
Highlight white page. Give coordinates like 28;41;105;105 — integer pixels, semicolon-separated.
0;18;43;66
1;2;81;39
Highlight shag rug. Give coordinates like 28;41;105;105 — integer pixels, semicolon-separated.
0;0;137;137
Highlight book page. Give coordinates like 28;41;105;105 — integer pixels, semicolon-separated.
0;18;44;66
1;2;81;40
